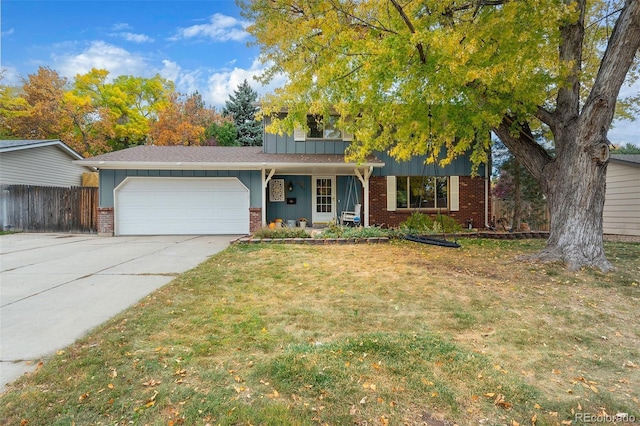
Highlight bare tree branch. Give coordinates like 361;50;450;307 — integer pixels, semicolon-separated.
494;115;554;186
389;0;427;64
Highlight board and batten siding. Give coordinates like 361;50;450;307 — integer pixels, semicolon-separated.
603;161;640;236
263;130;350;154
372;151;482;177
263;116;350;154
0;145;87;187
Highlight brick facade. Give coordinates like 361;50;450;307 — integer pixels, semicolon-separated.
368;176;490;229
249;207;262;232
97;207;114;236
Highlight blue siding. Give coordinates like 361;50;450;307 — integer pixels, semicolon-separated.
372;151;484;177
262;116;484;176
266;175;312;225
263;116;350;155
99;169;262;208
265;175;362;226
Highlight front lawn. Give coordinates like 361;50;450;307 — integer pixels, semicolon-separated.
1;239;638;425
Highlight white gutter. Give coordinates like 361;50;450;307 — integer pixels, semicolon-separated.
74;160;384;170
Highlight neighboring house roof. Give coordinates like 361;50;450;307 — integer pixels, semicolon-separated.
1;139;94;187
610;154;640;166
75;145;384;172
0;139;84;160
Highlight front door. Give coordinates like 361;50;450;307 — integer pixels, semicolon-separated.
312;176;336;224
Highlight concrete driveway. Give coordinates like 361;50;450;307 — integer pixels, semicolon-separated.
0;233;236;392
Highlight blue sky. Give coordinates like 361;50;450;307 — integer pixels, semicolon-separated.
0;0;284;109
0;0;638;145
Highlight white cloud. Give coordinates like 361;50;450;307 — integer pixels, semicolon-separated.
204;58;287;108
159;60;202;96
609;119;640;146
53;41;148;79
0;66;21;85
119;32;154;43
1;28;15;37
159;59;181;82
112;22;132;31
110;22;154;43
171;13;250;42
610;77;640;146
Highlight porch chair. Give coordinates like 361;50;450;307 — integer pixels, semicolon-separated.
340;203;361;226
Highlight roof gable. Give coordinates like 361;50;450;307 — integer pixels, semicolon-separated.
0;139;84;160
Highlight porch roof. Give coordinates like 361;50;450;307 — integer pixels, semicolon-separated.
76;145;384;173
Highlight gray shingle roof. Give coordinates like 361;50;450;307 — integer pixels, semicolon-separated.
610;154;640;165
77;145;383;169
1;139;64;149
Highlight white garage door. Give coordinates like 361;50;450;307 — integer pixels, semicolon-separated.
115;177;249;235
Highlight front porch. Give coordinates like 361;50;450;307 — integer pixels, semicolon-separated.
261;168;374;229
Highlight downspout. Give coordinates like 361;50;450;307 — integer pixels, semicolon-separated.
485;161;490;229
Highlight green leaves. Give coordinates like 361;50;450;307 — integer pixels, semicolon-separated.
245;0;576;165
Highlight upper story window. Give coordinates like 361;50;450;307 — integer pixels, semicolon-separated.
396;176;448;209
307;115;342;139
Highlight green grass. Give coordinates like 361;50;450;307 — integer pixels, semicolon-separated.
1;239;638;425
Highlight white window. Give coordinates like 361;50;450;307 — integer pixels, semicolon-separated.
387;175;459;212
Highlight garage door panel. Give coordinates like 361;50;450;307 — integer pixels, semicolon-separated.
115;178;249;235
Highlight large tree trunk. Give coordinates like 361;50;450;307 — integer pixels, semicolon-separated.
538;127;611;271
494;120;612;272
493;0;640;272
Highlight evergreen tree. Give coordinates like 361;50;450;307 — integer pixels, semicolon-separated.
223;80;262;146
611;143;640;154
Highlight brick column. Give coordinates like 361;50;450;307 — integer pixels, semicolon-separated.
249;207;262;233
97;207;114;236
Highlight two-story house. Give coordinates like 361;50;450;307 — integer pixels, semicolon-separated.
77;114;490;236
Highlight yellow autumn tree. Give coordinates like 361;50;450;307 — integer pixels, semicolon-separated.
243;0;640;271
4;67;71;140
149;92;226;146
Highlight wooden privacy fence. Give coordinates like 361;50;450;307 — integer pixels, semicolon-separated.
491;196;550;231
1;185;98;233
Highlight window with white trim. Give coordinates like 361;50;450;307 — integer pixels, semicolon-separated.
396;176;448;209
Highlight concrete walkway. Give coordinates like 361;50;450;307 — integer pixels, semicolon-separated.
0;233;235;393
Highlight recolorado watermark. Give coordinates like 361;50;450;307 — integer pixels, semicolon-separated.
575;412;636;423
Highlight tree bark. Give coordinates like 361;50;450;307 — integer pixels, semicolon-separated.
539;127;611;271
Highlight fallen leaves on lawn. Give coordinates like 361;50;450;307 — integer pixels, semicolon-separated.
144;390;159;408
493;393;513;410
362;382;377;391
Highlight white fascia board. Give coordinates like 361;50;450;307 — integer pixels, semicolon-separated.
2;140;84;160
73;160;385;170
